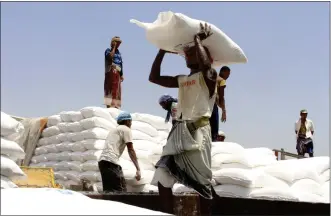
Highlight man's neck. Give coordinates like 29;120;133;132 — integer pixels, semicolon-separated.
190;68;200;75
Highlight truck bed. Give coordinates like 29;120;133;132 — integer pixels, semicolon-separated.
84;192;330;215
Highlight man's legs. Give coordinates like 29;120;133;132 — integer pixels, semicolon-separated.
157;182;174;214
199;194;213;216
296;137;306;158
209;103;219;141
307;141;314;157
157;182;214;215
104;97;112;109
152;166;176;214
98;160;127;192
105;99;120;109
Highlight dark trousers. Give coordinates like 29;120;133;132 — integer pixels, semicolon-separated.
98;160;127;192
210;103;219;141
297;137;314;157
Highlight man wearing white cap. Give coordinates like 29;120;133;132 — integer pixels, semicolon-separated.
295;109;315;157
215;131;226;142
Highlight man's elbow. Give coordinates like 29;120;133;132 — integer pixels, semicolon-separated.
149;75;159;84
149;75;155;83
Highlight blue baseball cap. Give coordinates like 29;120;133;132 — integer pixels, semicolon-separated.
117;111;132;122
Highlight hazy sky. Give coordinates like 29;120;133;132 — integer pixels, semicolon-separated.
1;2;329;156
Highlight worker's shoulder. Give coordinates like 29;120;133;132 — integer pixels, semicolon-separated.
216;76;226;87
106;127;117;135
117;125;131;133
306;118;314;123
219;79;226;87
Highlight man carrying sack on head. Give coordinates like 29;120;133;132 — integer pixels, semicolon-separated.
149;23;224;215
104;36;124;109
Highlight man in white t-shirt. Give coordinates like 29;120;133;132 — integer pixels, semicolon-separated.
98;111;141;192
215;131;226;142
295;109;315;157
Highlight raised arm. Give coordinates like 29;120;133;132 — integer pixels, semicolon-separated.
105;48;116;60
194;35;212;72
149;49;179;88
194;24;217;97
194;23;217;81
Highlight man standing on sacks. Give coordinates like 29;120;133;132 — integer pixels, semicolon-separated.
149;23;222;215
104;36;124;109
295;109;315;157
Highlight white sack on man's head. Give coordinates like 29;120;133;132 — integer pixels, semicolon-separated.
130;11;248;66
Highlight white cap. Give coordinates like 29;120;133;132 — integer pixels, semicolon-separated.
218;131;226;137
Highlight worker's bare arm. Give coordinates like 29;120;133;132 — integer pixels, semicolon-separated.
311;122;315;135
217;83;227;122
126;142;140;171
194;35;214;77
105;48;115;60
194;24;218;96
217;86;226;111
194;23;217;81
149;50;179;88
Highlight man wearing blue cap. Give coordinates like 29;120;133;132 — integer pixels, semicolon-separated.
295;109;315;157
98;111;141;192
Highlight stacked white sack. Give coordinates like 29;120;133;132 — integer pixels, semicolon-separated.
29;107;329;203
30;107;171;192
1;112;27;189
175;142;329;203
209;143;330;203
262;157;330;203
